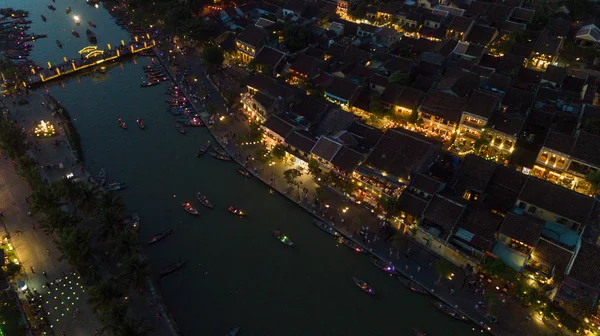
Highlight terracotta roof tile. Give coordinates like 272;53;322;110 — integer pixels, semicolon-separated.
499;212;544;246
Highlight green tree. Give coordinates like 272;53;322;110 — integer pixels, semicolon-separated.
116;312;151;336
3;262;22;278
377;195;401;217
585;170;600;193
15;155;42;188
0;117;27;159
283;168;302;190
202;45;224;68
99;192;125;212
29;184;61;214
206;103;219;115
388;71;410;85
583;117;600;136
79;183;101;216
55;227;92;269
480;257;518;284
308;158;320;176
88;278;124;314
121;255;151;291
40;207;78;232
271;144;286;160
111;231;139;259
253;148;272;163
315;186;327;203
52;178;84;216
435;259;454;283
369;93;386;116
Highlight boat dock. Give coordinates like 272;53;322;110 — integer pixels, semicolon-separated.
26;38;156;87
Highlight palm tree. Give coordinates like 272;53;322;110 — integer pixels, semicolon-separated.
99;192;125;213
29;183;62;214
111;231;139;259
40;207;78;232
95;207;123;242
52;177;84;216
116;313;152;336
79;183;101;216
54;227;92;269
88;278;124;314
121;255;151;291
97;300;128;333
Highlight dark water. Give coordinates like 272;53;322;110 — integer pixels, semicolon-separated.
4;1;476;335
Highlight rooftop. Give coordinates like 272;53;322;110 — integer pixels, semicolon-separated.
450;154;497;194
455;207;503;252
419;91;468;123
423;195;466;239
364;128;441;180
397;192;429;218
237;25;268;47
530;238;573;279
533;31;563;55
311;136;342;162
519;177;596;225
464;90;501;120
541;65;567;85
499;212;545;246
410;172;443;195
325;77;360;102
261;115;297;139
331;146;364;173
254;46;286;68
448;15;474;33
568;241;600;289
285;131;317;154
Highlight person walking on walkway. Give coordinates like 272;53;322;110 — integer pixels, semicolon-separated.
30;266;35;274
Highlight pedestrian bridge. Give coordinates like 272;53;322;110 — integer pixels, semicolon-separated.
26;38;156;87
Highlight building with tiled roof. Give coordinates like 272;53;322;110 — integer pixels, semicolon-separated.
236;25;268;63
422;194;466;239
359;128;441;185
419;91;468;140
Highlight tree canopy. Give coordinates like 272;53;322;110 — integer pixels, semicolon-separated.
202;45;224;68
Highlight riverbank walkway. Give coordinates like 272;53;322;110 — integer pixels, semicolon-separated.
26;39;155;87
152;39;560;336
0;93;101;335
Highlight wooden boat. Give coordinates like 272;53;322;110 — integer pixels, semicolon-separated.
237;168;251;178
175;123;186;134
86;29;97;44
371;257;396;273
432;301;468;321
131;213;140;231
48;5;56;10
136;118;145;129
397;276;428;294
210;152;231;161
273;230;294;246
312;218;340;237
66;7;71;14
195;143;210;157
41;15;46;22
148;228;173;245
182;202;199;215
88;21;96;27
105;182;127;191
226;327;240;336
213;147;228;156
72;30;79;38
118;118;127;129
56;40;62;48
338;237;366;253
159;260;186;277
186;117;203;127
97;168;106;186
353;277;375;295
140;81;159;87
227;206;246;217
412;329;426;336
195;192;213;209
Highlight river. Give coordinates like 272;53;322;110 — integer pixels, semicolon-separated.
3;0;477;334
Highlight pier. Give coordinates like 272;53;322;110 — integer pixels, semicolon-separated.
26;38;156;87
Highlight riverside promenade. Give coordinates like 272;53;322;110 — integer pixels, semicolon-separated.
150;40;560;335
0;91;179;336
